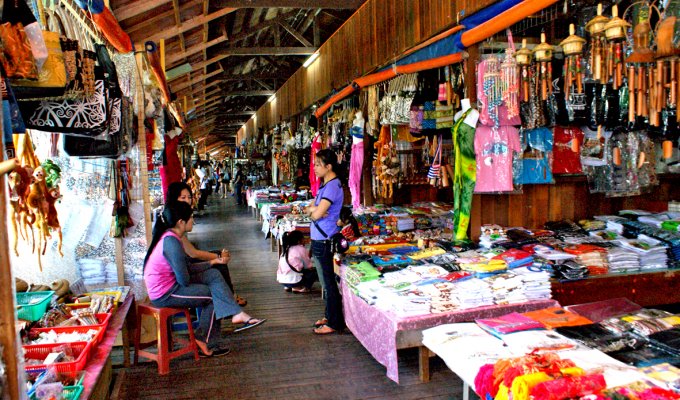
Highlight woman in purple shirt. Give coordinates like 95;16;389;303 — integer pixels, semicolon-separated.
304;149;345;334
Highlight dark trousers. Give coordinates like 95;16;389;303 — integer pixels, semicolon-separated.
282;269;318;289
198;188;209;210
235;184;243;205
311;240;345;331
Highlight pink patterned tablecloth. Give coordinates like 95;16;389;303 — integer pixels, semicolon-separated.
341;281;558;383
80;294;134;399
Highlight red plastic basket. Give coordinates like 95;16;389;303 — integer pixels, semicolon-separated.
29;325;103;346
23;341;92;377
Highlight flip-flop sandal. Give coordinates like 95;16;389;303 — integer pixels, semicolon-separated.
313;324;338;335
234;318;266;333
292;287;310;293
198;347;231;358
314;318;328;328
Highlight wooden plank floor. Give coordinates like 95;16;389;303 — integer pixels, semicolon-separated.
116;194;462;399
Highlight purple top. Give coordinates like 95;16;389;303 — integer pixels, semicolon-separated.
310;177;343;241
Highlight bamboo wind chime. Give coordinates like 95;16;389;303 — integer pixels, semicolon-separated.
560;24;586;102
604;5;631;91
586;4;610;84
500;47;520;120
625;4;655;125
515;39;533;103
533;33;553;102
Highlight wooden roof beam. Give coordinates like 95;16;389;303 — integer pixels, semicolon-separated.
171;0;186;52
278;20;312;47
145;7;237;43
227;10;298;44
167;34;229;66
171;68;224;92
125;0;203;36
223;90;274;96
219;0;364;8
189;80;222;96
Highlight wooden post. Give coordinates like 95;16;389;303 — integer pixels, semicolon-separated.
115;237;125;286
135;45;153;245
0;139;21;399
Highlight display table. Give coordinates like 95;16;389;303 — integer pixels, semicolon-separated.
341;280;558;384
552;270;680;307
80;294;135;399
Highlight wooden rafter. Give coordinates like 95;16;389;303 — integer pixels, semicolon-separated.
144;7;237;43
171;68;224;92
167;34;229;66
218;0;363;8
125;0;203;36
171;0;185;52
190;80;222;96
223;90;274;96
227;10;298;44
278;20;312;47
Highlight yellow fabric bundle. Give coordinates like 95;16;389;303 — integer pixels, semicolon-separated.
507;367;584;400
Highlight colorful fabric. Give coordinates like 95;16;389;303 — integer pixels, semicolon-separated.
518;127;554;185
159;134;182;202
309;136;322;196
552;126;584;174
530;373;606;400
474;125;520;193
476;312;545;336
349;141;364;208
452;109;476;240
522;307;592;329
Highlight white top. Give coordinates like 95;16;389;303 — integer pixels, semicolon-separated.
277;245;312;284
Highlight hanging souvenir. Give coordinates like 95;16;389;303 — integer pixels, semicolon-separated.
560;24;586;105
500;48;519;121
586;4;610;84
604;5;631;91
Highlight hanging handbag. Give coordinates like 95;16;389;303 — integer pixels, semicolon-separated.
19;42;117;135
427;135;442;184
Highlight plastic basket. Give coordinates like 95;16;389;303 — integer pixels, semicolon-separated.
24;341;92;376
29;325;103;346
30;385;83;400
16;291;55;322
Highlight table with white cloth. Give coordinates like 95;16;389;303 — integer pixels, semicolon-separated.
340;277;559;384
421;322;653;400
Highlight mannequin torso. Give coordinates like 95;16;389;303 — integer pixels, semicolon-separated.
351;111;365;144
454;98;480;127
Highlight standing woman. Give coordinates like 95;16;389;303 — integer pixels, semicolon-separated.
304;149;345;335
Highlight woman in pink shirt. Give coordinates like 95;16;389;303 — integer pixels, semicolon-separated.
144;202;265;357
277;230;316;293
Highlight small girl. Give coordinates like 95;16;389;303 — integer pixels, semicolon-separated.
277;230;316;293
338;206;361;242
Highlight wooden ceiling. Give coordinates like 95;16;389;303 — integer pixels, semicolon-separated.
111;0;366;152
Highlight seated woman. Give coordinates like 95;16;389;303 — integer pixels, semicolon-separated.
167;182;247;307
143;202;265;358
277;230;316;293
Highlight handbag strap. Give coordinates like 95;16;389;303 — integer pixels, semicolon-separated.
312;219;329;239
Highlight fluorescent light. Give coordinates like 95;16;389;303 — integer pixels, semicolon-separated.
303;52;320;68
268;95;276;103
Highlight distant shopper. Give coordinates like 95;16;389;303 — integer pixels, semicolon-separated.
277;230;315;293
196;162;209;213
304;149;345;335
234;165;244;205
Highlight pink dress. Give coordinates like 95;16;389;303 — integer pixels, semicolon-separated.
309;135;322;196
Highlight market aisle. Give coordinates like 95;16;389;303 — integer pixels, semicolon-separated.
118;194;461;399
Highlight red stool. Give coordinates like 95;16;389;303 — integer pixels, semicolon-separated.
134;304;200;375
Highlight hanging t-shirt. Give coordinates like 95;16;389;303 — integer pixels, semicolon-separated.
474;125;520;193
553;126;584;174
518;127;554;185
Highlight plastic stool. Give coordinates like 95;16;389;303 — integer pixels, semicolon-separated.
134;304;199;375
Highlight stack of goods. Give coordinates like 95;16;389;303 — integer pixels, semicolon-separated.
616;237;668;270
447;278;494;310
38;305;102;328
546;220;597;244
27;329;99;345
476;312;545;337
622;220;680;268
599;309;680;337
493;249;534;269
563;244;610;275
551;261;590;281
479;225;508;248
605;246;641;273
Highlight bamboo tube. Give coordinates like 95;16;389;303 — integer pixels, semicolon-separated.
576;55;583;93
670;59;676;106
523;66;529;102
608;42;614;81
565;57;571;100
637;66;644;117
541;62;547;100
677;62;680;122
629;65;635;122
657;60;664;111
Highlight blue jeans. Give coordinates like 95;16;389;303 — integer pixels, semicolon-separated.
282;269;318;289
152;268;242;346
311;240;345;331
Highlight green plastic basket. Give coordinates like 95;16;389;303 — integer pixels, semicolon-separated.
16;291;54;321
30;385;83;400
